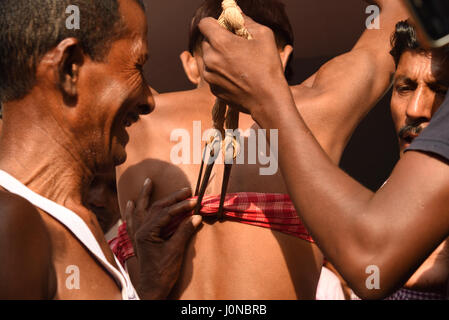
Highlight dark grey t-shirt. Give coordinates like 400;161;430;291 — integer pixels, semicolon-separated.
406;92;449;160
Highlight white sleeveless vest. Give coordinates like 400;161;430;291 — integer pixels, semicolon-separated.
0;170;139;300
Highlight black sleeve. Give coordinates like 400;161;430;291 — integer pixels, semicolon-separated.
406;92;449;161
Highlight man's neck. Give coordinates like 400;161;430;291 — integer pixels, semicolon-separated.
0;103;93;210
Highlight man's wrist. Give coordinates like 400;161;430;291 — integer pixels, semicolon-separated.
249;80;298;129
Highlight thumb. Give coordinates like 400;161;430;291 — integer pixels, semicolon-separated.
168;215;203;249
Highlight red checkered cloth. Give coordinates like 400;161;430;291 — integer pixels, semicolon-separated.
109;223;135;268
109;192;314;267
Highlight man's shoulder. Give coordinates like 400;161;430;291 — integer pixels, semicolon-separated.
0;190;51;253
0;190;55;299
0;190;44;228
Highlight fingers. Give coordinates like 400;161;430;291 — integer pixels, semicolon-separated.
123;178;152;240
167;198;198;218
151;198;197;233
137;199;198;243
136;178;153;212
169;215;203;249
198;17;240;48
198;17;225;44
241;14;275;44
153;188;193;208
241;14;258;35
201;41;226;78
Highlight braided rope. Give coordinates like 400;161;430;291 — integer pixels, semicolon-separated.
195;1;251;217
209;0;252;161
218;0;253;40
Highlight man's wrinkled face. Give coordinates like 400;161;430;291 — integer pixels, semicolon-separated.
391;50;449;156
77;0;154;166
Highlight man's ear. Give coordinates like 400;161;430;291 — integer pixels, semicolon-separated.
48;38;84;103
180;51;201;86
279;44;294;71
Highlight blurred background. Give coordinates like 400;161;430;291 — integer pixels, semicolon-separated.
143;0;399;191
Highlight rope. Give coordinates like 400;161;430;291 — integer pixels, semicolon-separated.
218;0;253;40
210;0;252;160
195;1;252;218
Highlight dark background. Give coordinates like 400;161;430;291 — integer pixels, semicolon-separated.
143;0;399;191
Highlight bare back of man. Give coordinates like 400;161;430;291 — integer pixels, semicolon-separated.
119;85;322;299
117;0;408;299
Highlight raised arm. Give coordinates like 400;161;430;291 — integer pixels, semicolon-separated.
198;10;449;300
294;0;408;162
256;98;449;300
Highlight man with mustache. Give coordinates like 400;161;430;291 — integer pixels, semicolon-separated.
0;0;201;299
115;0;408;299
381;21;449;299
197;2;449;299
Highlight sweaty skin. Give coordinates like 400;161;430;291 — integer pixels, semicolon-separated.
117;0;408;299
197;2;449;300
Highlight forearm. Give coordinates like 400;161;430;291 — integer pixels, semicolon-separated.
254;85;449;298
253;85;392;297
271;0;409;249
198;2;448;299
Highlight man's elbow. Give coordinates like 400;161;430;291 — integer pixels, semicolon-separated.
339;237;396;299
351;277;401;300
344;253;402;300
352;287;389;300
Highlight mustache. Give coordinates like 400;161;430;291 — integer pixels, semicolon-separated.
398;119;426;139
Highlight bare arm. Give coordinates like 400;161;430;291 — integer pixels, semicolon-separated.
258;101;449;299
198;13;449;299
294;0;408;162
0;192;56;299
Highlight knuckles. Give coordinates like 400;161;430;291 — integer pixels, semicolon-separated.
257;25;275;41
198;17;216;31
150;200;164;211
135;228;159;245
